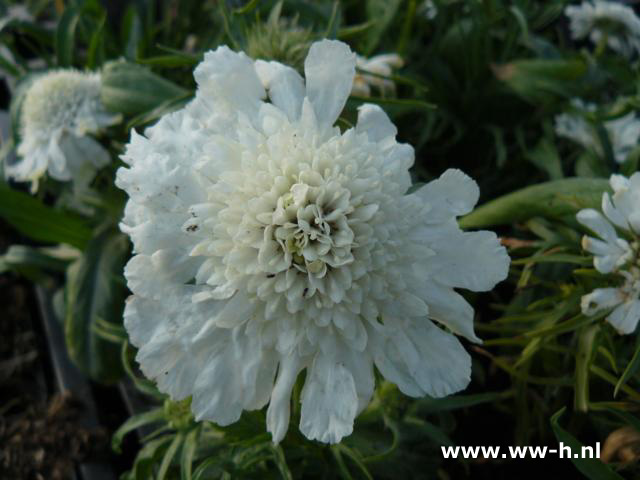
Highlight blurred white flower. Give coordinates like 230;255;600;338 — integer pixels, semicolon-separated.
565;0;640;58
554;100;640;164
117;39;510;444
0;5;32;32
352;53;403;97
578;173;640;333
420;0;438;20
7;70;120;191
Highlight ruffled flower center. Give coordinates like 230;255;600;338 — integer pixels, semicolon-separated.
266;177;355;277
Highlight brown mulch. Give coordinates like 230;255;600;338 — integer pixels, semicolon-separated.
0;277;107;480
0;392;108;480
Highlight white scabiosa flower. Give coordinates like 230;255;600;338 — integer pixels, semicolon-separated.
6;70;120;191
565;0;640;58
554;100;640;164
420;0;438;20
352;54;404;97
116;40;510;444
578;173;640;334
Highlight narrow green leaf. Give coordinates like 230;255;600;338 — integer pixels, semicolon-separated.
271;444;293;480
575;324;600;412
158;432;184;480
614;339;640;398
127;435;173;480
65;225;129;382
0;183;91;248
460;178;609;228
122;341;164;399
0;245;70;274
112;408;165;453
550;408;624;480
364;0;402;54
511;253;591;266
494;58;587;104
55;6;80;67
100;61;189;116
602;407;640;433
415;390;512;413
233;0;260;14
180;427;200;480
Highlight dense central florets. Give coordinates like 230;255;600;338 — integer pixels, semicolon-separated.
267;176;355;276
183;120;408;332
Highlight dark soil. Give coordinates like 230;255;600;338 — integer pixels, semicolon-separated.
0;276;107;480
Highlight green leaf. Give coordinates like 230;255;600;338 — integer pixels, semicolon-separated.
602;407;640;433
112;408;165;453
575;324;599;412
0;245;72;278
0;183;92;248
525;137;563;180
460;178;609;229
158;432;184;480
414;390;512;413
65;226;129;382
125;435;174;480
55;6;80;67
180;427;200;480
100;61;189;116
121;341;165;399
363;0;402;54
126;93;193;129
493;58;588;104
550;408;624;480
614;338;640;398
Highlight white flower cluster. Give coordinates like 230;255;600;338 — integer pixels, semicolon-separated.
554;100;640;164
578;173;640;334
565;0;640;58
6;70;120;191
352;54;403;97
116;39;510;444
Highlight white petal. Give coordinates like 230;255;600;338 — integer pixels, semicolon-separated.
416;280;480;342
304;40;355;128
355;104;397;144
602;192;628;230
607;299;640;335
191;329;277;425
194;45;265;116
581;287;623;316
576;209;618;244
299;353;358;444
416;221;510;291
413;169;480;222
266;353;303;444
372;319;471;398
254;60;305;121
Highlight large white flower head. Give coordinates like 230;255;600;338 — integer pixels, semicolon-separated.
565;0;640;58
116;39;510;444
578;173;640;334
7;69;120;191
352;54;404;97
554;99;640;164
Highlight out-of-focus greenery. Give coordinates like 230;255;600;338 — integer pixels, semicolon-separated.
1;0;640;478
